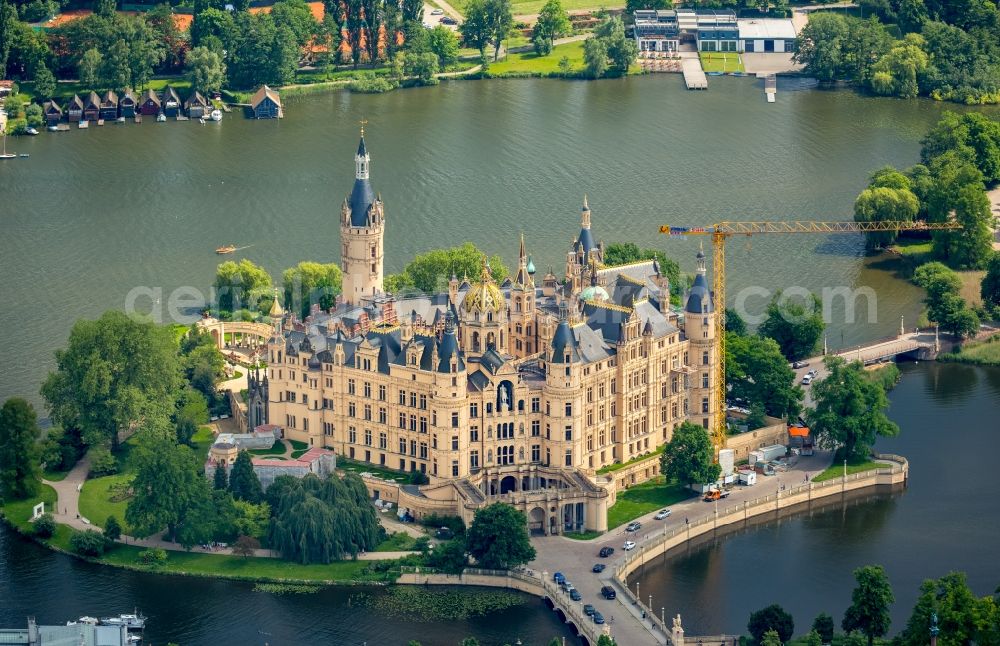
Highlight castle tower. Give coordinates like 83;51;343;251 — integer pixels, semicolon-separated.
566;196;603;295
509;234;537;358
461;255;508;357
684;247;716;431
340;125;384;306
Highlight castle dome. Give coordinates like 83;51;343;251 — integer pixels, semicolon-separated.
580;284;610;302
463;257;505;314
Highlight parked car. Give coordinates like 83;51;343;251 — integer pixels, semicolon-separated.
561;581;574;592
593;611;606;624
599;546;615;558
601;586;616;600
791;360;809;369
801;374;813;385
435;527;454;540
553;572;565;584
625;521;641;532
570;589;582;601
430;7;443;13
583;604;596;616
592;563;606;573
654;509;672;520
624;540;636;551
808;369;818;378
441;16;457;24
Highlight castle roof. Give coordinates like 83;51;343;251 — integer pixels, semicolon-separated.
349;177;376;227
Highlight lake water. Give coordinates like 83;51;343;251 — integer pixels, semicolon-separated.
2;75;999;644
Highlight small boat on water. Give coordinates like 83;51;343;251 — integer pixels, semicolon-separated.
47;125;59;132
67;616;99;626
210;109;223;122
19;153;29;158
0;133;15;159
216;244;237;254
25;127;38;135
99;612;146;630
156;113;166;122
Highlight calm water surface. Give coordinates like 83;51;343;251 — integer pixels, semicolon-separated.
2;76;997;406
636;362;1000;636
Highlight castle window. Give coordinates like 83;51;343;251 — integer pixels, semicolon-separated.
398;413;406;429
420;417;427;433
364;404;372;421
531;444;540;462
364;429;372;445
379;432;387;449
420;442;427;459
611;378;617;394
323;422;334;436
587;435;593;451
378;384;386;401
348;379;356;395
531;397;540;413
399;390;406;405
410;392;417;408
470;403;478;418
702;351;709;365
379;407;387;424
451;412;459;427
451;435;459;450
410;415;416;431
451;461;459;477
419;394;427;410
702;373;709;388
399;438;406;454
348;402;356;418
302;418;309;431
349;426;356;443
564;450;572;467
470;451;479;470
531;420;540;436
701;398;709;414
470;426;479;442
565;426;572;441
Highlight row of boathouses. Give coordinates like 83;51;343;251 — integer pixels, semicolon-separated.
38;84;282;126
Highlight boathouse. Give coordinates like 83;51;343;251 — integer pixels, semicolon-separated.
82;91;101;121
185;90;210;118
138;88;160;115
250;85;282;119
160;85;181;117
737;18;797;53
99;90;119;119
42;99;63;126
66;94;84;122
119;89;137;117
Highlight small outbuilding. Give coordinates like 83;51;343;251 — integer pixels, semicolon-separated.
119;89;137;117
250;85;282;119
99;90;119;119
66;94;84;122
42;99;63;126
138;88;161;115
82;91;101;121
185;90;210;118
160;85;181;117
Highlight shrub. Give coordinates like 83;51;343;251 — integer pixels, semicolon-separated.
103;515;122;541
812;612;835;643
88;446;118;478
137;548;168;566
419;513;465;535
348;75;399;94
25;104;43;129
748;604;794;643
70;529;107;557
33;513;56;538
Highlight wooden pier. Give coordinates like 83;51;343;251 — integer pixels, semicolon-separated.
682;58;708;89
764;73;776;102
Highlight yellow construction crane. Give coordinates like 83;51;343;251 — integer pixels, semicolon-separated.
658;220;962;449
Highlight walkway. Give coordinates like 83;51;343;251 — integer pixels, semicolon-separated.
529;451;835;645
42;455;91;531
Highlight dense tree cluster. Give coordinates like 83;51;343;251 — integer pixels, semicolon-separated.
913;262;980;337
583;16;637;79
0;398;42;500
794;4;1000;105
726;332;802;420
384;243;509;294
459;0;513;61
603;242;682;301
659;421;720;486
757;291;826;361
464;502;535;570
267;473;384;564
531;0;570;56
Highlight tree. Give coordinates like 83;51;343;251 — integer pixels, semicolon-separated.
465;503;536;570
853;183;920;250
0;398;41;500
483;0;513;61
388;243;508;294
596;636;617;646
626;0;668;10
760;629;783;646
228;450;263;504
812;613;835;644
213;462;228;490
595;16;636;74
88;445;119;477
726;333;803;419
71;529;108;556
533;0;570;56
33;513;56;538
232;534;260;558
271;0;319;47
214;259;273;315
147;3;184;72
282;261;343;319
405;51;440;84
842;565;894;646
660;421;720;486
185;46;226;94
793;13;851;83
125;436;212;542
603;242;681;296
869;35;928;98
583;36;608;78
425;537;468;573
42;311;181;451
807;357;899;461
725;308;747;336
233;498;270;539
914;262;980;338
32;62;55;98
78;48;104;89
0;0;16;76
748;604;795;643
427;25;459;66
460;0;492;57
922;112;1000;186
981;252;1000;315
104;514;122;541
897;572;998;646
803;630;822;646
757;292;825;361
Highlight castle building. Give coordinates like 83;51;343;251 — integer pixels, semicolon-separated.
255;134;716;534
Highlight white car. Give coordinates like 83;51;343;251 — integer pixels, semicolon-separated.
654;509;671;520
801;374;813;385
623;540;636;551
431;7;444;14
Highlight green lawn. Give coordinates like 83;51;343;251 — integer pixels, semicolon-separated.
812;455;880;483
597;445;665;475
563;530;604;541
191;425;216;456
0;483;58;533
288;439;309;451
487;40;586;75
249;439;287;456
449;0;619;15
607;478;693;529
699;52;745;73
376;532;419;552
337;457;410;483
78;473;132;530
291;449;307;459
940;335;1000;367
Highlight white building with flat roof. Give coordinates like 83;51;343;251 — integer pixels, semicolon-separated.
737;18;797;53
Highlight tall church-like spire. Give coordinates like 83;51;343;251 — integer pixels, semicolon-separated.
341;121;385;305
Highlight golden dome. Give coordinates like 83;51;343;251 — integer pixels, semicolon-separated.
463;256;505;314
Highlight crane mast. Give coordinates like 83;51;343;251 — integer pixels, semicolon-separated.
658;220;962;452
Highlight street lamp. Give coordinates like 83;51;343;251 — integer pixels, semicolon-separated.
636;581;640;605
843;459;847;479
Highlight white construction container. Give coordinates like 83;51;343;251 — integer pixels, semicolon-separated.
738;470;757;486
759;444;787;462
749;450;765;465
718;449;735;477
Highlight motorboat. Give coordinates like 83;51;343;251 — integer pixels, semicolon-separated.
210;109;223;122
67;616;99;626
47;125;59;132
25;127;38;135
99;612;146;630
216;244;237;254
156;113;166;122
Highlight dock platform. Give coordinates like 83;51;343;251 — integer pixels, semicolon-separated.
78;120;88;128
682;59;708;89
764;73;776;101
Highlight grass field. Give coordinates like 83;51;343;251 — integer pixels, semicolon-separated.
487;40;586;75
940;335;1000;366
376;532;419;551
811;453;880;483
0;484;58;533
563;530;603;541
78;473;132;530
607;478;692;529
699;52;745;73
249;439;287;456
597;446;664;475
337;457;410;483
